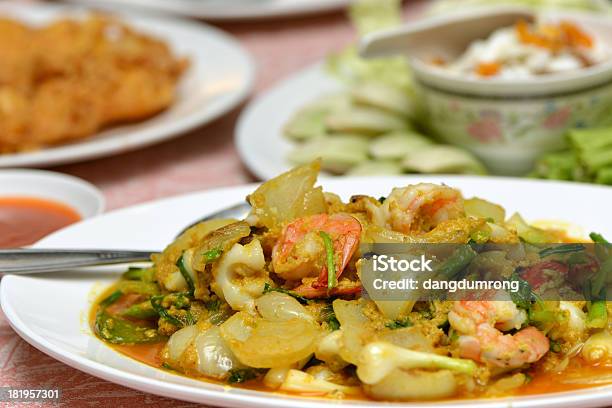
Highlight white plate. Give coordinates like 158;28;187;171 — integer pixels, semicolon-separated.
0;169;105;219
2;176;612;407
65;0;353;21
0;2;255;168
237;63;339;180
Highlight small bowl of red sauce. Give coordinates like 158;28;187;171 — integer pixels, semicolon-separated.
0;170;104;248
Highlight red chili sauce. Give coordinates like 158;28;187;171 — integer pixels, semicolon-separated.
0;197;81;248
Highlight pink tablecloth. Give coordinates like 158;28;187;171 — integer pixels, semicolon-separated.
0;2;424;405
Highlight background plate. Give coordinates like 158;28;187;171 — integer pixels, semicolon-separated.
2;176;612;407
236;63;339;180
65;0;353;21
0;2;255;168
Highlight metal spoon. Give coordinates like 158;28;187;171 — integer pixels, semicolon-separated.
0;202;251;275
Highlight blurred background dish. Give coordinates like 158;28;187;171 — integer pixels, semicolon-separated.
237;0;612;183
0;2;254;168
237;63;340;180
63;0;354;21
427;0;611;14
0;12;189;154
0;169;104;247
236;1;488;180
361;7;612;175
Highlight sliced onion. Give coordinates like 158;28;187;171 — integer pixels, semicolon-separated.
221;311;320;369
165;325;198;363
195;326;244;378
333;299;373;365
364;369;457;401
255;292;314;322
220;311;254;343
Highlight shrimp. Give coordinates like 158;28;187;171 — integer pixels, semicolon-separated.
272;213;361;284
375;184;464;234
449;299;549;369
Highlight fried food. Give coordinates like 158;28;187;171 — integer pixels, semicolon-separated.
0;15;188;153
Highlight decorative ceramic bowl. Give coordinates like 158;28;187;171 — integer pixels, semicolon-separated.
360;7;612;175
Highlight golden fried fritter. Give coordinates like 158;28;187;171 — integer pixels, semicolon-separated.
0;19;35;92
0;14;188;153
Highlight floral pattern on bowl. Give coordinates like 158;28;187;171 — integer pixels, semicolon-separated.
418;81;612;175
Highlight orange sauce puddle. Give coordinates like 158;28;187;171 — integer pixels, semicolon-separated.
91;280;612;402
522;361;612;395
113;342;166;367
0;196;81;247
93;321;612;402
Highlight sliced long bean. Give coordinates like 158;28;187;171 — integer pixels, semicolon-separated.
587;300;608;329
539;244;585;258
122;301;158;319
437;245;477;280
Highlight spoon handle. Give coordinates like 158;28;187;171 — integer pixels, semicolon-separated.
0;249;155;274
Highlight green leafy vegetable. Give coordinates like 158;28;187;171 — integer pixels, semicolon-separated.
539;244;585;258
202;248;223;263
262;283;309;305
185;310;196;326
99;290;123;307
95;311;162;344
532;126;612;186
122;301;158;320
385;318;413;329
150;295;186;327
508;271;533;310
227;368;264;384
205;299;221;312
176;253;195;293
590;232;610;244
95;290;162;344
587;300;608;329
531;151;585;182
549;339;562;353
320;304;340;330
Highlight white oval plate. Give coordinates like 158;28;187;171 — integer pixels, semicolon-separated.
2;176;612;407
237;63;339;180
0;2;255;168
65;0;353;21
